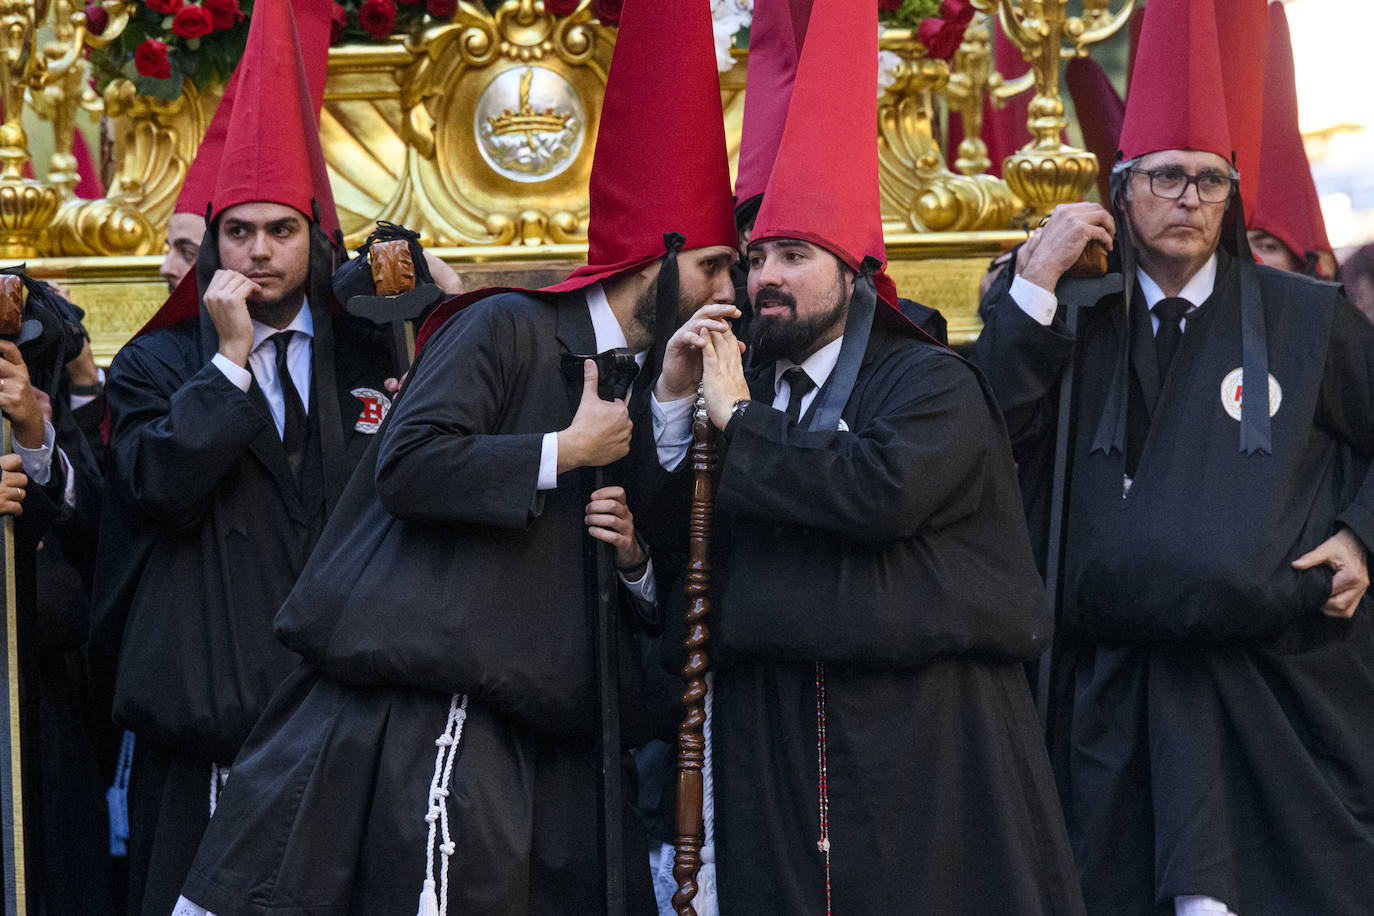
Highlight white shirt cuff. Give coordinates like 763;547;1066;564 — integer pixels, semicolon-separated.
1010;274;1058;326
537;431;559;491
1175;896;1237;916
618;558;657;606
69;367;105;411
651;392;695;470
211;353;252;392
14;419;54;487
59;448;75;511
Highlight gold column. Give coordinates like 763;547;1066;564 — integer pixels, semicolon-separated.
993;0;1134;218
0;0;63;257
878;28;1020;235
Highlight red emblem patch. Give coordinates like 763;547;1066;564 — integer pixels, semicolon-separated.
351;387;392;434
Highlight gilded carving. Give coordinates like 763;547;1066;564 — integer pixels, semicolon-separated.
323;0;613;248
878;30;1019;235
990;0;1136;217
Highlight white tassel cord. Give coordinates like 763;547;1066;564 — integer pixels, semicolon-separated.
417;694;470;916
208;763;230;817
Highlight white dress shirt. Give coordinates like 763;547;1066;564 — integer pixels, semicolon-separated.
211;302;314;439
1008;253;1219;333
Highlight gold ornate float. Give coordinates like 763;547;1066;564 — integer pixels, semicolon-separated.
10;0;1134;357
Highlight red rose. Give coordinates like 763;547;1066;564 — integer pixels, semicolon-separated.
134;38;171;79
545;0;580;14
940;0;975;26
427;0;455;17
357;0;396;37
83;3;108;35
592;0;620;25
878;0;901;9
171;3;213;39
918;17;968;61
202;0;243;31
330;2;347;43
145;0;183;14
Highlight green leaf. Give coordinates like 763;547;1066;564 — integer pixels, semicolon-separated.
134;72;184;100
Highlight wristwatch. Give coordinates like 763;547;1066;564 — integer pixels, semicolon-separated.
730;398;751;422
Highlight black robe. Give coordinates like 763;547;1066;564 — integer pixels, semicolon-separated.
699;320;1084;914
974;255;1374;915
180;291;657;915
95;310;395;915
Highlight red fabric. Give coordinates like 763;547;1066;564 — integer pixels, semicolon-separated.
207;0;335;227
134;269;200;338
575;0;735;282
1118;0;1233;162
72;129;103;199
1126;5;1144;93
1065;57;1123;202
750;0;884;272
1212;0;1267;213
1251;1;1330;260
734;0;812;205
177;0;338;239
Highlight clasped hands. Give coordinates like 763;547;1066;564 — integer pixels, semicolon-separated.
653;303;748;432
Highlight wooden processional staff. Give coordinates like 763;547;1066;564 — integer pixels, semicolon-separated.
0;273;27;915
671;386;717;916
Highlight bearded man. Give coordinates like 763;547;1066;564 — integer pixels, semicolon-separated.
649;1;1083;911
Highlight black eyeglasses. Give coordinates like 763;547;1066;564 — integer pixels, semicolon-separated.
1129;167;1236;204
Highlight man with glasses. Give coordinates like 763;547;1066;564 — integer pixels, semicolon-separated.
974;1;1374;914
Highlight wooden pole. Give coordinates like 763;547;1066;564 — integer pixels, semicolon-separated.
672;388;716;916
0;415;25;915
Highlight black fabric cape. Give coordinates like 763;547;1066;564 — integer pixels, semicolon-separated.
974;255;1374;915
181;290;657;915
676;319;1084;913
97;310;395;762
93;307;395;916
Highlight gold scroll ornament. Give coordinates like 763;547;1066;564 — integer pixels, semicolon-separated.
327;0;612;248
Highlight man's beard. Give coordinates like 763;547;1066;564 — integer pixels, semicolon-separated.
629;274;659;347
248;281;308;328
746;276;848;365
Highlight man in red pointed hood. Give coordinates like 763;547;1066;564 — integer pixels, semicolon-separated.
974;0;1374;913
645;0;1083;911
1246;0;1334;279
92;3;401;913
170;0;736;913
156;0;336;293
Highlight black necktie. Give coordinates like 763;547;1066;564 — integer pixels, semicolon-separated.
782;366;814;424
1153;297;1191;382
271;332;306;483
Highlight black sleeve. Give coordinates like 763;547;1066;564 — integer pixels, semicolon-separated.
374;304;544;528
716;350;993;548
1319;295;1374;550
970;285;1077;453
105;340;268;528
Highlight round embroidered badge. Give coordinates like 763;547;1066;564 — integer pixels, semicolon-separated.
1219;368;1281;421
